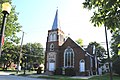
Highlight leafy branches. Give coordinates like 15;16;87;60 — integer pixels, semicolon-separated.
0;0;21;48
111;30;120;55
83;0;120;31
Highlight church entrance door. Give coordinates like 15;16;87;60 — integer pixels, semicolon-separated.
49;62;55;71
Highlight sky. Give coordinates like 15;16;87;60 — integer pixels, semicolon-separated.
12;0;111;49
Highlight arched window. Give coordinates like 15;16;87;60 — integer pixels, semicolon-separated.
50;43;54;51
49;34;53;41
49;33;57;41
64;46;74;67
53;33;57;41
80;59;85;72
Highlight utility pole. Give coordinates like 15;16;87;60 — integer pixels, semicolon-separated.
104;26;113;80
17;31;24;74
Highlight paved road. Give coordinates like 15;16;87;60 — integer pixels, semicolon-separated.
0;71;92;80
0;75;47;80
0;72;48;80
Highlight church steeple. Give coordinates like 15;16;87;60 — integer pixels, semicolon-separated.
52;9;60;30
45;9;65;72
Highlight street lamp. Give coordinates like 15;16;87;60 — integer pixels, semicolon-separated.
0;2;11;56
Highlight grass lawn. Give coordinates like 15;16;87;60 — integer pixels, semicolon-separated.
37;74;120;80
89;74;120;80
1;70;120;80
37;75;81;80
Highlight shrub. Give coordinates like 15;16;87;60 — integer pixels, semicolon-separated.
65;67;76;76
37;67;42;74
79;71;89;76
54;67;63;75
113;58;120;75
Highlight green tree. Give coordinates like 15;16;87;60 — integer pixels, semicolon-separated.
83;0;120;31
111;30;120;75
113;58;120;75
0;0;21;69
75;38;83;46
88;41;107;62
0;44;20;70
0;0;21;49
22;43;44;69
111;30;120;56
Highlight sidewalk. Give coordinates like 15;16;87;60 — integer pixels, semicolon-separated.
0;70;37;76
28;74;48;78
71;76;92;79
28;73;93;79
0;71;93;79
0;71;12;75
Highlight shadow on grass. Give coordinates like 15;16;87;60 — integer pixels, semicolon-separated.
36;74;120;80
89;73;120;80
37;75;87;80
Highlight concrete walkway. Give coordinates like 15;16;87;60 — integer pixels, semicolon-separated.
0;71;15;75
28;74;92;79
28;74;49;78
71;76;92;79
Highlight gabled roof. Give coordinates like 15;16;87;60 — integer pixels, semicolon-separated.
61;37;93;57
61;37;84;50
52;9;60;30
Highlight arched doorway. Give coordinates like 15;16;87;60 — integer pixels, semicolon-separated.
47;52;56;71
79;59;85;72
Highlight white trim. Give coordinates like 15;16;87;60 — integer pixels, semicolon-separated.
48;31;57;42
70;52;71;66
70;37;93;57
64;46;74;68
80;59;85;72
67;52;68;67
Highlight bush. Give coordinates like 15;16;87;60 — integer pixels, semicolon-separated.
54;67;63;75
65;67;76;76
79;71;89;76
37;67;42;74
113;58;120;75
33;63;39;68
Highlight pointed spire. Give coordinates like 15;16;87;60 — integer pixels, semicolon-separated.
52;9;59;30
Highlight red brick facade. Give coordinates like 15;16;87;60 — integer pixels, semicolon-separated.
44;28;96;76
44;10;97;76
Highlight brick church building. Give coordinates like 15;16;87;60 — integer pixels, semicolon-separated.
44;9;98;76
